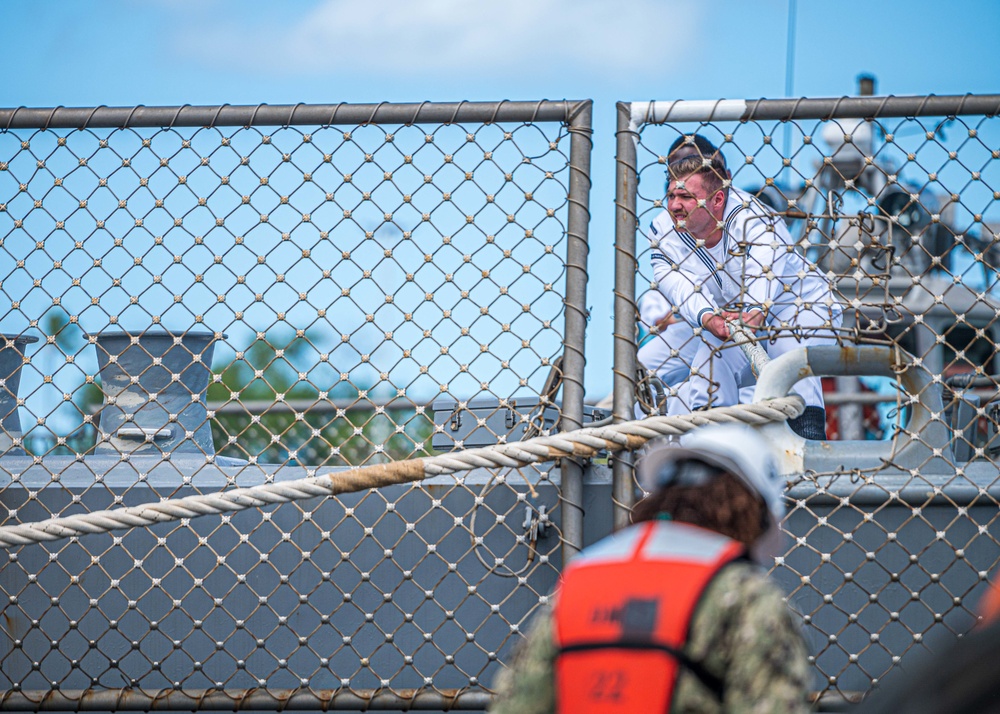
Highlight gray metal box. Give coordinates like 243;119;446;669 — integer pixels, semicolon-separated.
431;397;607;451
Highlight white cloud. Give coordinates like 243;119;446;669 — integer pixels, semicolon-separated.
178;0;704;80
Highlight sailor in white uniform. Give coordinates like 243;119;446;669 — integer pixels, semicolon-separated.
636;289;697;415
647;134;842;439
638;288;756;417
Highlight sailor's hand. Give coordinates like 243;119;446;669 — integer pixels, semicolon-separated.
653;312;678;332
701;314;730;340
741;310;765;328
721;309;765;329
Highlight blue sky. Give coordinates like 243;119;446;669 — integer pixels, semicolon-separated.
2;0;998;400
4;1;997;106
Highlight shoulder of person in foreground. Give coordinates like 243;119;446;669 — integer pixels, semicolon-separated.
686;561;813;714
488;606;557;714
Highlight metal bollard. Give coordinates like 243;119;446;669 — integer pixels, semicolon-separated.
0;333;39;455
91;329;223;456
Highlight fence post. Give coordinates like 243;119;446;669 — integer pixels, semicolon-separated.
559;100;593;562
612;103;640;529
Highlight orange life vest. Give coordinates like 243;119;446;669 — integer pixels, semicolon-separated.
979;579;1000;625
552;520;746;713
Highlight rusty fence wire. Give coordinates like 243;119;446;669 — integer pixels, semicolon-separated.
615;94;1000;703
0;100;593;710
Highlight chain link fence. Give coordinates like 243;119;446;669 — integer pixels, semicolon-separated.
3;92;1000;709
615;94;1000;703
0;100;593;709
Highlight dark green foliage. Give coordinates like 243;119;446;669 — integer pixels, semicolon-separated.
208;332;433;466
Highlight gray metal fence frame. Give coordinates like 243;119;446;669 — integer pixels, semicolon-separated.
613;93;1000;525
615;93;1000;705
6;90;999;709
0;99;593;711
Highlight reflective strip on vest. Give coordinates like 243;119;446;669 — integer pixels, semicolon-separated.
553;521;745;713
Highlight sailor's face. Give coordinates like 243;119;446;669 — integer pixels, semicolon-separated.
667;172;722;240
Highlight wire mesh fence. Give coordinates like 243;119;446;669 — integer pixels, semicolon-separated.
0;100;593;709
615;94;1000;702
3;91;1000;709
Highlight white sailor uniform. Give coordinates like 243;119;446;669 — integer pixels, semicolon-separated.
648;187;842;410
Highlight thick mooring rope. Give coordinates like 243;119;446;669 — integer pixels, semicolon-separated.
728;321;771;378
0;397;803;547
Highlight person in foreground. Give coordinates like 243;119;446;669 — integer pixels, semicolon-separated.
489;425;812;714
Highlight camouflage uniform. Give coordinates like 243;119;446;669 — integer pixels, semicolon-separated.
489;561;812;714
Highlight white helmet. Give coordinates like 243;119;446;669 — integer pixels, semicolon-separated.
636;424;785;538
